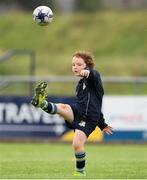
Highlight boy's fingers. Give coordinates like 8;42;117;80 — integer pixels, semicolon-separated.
80;70;90;78
103;126;114;135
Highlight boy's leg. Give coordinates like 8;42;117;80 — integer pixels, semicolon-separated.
31;82;74;123
56;103;74;123
72;129;87;176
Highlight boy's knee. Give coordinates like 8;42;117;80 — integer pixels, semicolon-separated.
72;140;83;152
56;103;73;123
58;103;69;110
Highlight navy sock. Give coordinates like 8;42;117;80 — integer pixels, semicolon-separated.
40;100;57;114
75;152;86;172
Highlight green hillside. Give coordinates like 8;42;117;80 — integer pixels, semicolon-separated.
0;10;146;95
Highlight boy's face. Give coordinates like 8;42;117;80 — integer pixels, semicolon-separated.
72;56;86;76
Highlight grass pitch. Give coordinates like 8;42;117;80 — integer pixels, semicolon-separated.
0;143;147;179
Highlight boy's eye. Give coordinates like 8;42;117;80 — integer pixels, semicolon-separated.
72;63;83;67
77;63;82;66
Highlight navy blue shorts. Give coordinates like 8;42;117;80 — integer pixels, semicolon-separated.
65;104;98;137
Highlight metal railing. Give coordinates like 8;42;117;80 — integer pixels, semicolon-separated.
0;50;147;95
0;75;147;95
0;75;147;83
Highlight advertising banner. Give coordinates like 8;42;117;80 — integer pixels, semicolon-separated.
103;96;147;141
0;96;74;138
0;96;147;141
103;96;147;131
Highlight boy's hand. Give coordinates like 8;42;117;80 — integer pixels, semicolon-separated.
80;69;90;78
103;126;113;135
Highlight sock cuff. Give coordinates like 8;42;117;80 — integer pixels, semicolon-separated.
75;152;86;159
50;102;57;114
40;101;57;114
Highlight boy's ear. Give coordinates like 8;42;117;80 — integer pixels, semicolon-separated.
84;65;88;69
85;66;89;70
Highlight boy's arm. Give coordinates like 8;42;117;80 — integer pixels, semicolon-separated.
97;113;108;130
97;113;113;135
81;68;104;91
80;69;113;134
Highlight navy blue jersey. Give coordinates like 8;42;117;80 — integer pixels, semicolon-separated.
74;68;107;129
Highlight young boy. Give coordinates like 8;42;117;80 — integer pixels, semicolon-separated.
31;51;113;176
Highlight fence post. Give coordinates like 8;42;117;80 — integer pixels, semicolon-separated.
29;51;35;96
